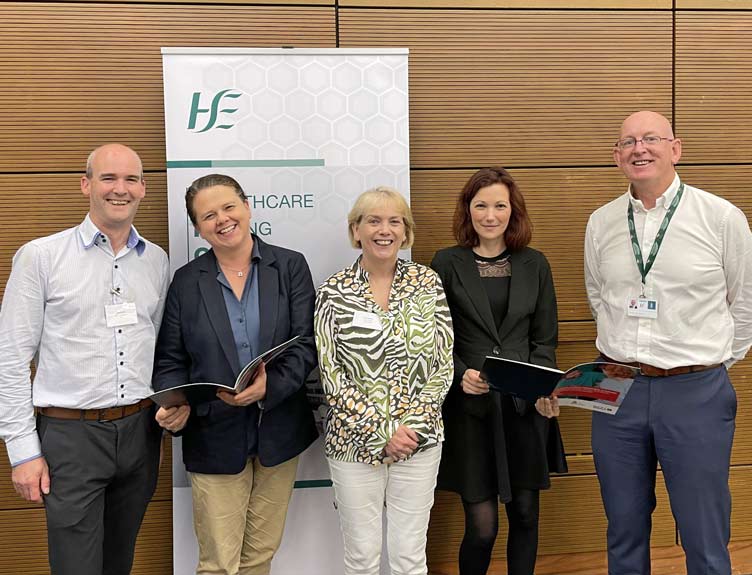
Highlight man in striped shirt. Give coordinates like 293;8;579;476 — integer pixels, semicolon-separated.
0;144;169;575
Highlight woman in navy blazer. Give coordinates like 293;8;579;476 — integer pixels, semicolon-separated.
431;167;567;575
152;174;317;575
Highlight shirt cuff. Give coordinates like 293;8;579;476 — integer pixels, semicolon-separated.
6;434;42;467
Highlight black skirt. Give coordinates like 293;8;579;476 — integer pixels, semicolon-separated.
437;390;568;503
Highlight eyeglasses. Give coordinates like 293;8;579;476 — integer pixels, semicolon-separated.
615;136;674;150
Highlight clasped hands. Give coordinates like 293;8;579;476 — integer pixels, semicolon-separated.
384;425;419;462
461;368;560;418
155;363;267;433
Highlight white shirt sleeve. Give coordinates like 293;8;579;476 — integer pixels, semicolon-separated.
722;206;752;367
0;243;46;465
151;251;170;330
584;215;602;322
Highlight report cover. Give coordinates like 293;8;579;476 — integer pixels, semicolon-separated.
480;357;638;414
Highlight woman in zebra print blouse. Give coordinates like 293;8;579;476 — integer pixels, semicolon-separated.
314;186;454;575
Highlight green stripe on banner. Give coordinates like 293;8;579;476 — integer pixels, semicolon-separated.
294;479;333;489
166;159;325;168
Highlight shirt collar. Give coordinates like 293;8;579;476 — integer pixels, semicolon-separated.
214;238;262;280
627;173;681;212
251;237;262;262
78;213;146;255
353;256;406;287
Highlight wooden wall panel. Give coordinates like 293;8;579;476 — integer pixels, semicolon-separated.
0;172;168;300
730;466;752;539
340;9;672;168
0;3;335;174
678;0;752;6
678;165;752;216
729;362;752;466
343;0;668;6
73;0;332;3
675;12;752;164
0;501;173;575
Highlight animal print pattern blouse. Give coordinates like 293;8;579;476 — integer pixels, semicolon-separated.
314;258;454;465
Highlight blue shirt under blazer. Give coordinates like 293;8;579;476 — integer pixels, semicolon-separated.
153;236;318;474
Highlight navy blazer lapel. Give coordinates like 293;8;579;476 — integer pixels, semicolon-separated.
451;248;499;342
256;239;279;354
497;250;532;342
198;251;241;375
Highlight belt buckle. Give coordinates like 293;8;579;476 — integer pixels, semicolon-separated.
99;407;119;422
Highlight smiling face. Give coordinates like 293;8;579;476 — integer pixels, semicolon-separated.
352;200;407;268
469;182;511;252
192;184;252;253
614;111;682;195
81;144;145;235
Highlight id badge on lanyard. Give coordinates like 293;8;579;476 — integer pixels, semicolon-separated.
625;183;684;321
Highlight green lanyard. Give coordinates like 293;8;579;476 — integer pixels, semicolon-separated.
627;182;684;295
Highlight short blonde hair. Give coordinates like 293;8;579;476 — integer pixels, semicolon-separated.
347;186;415;249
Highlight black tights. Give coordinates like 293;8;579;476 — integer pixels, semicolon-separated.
459;488;540;575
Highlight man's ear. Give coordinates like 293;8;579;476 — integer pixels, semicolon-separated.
613;147;622;169
671;138;682;165
81;176;91;198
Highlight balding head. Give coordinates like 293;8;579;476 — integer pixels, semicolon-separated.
81;144;146;241
613;111;682;199
86;144;143;181
619;111;675;142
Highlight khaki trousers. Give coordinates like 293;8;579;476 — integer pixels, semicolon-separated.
189;455;299;575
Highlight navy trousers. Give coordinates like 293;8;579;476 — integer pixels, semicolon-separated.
592;366;736;575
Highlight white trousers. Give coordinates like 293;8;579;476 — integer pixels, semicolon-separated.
327;445;442;575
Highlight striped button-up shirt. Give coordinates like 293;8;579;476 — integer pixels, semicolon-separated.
0;214;169;465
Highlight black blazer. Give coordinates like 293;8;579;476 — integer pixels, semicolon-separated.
431;245;566;498
153;237;318;474
432;245;557;397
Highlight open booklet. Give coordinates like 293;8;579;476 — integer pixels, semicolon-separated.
150;335;300;408
480;357;639;415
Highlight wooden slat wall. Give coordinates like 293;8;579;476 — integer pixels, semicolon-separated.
340;9;672;168
0;3;335;174
675;12;752;164
1;1;751;574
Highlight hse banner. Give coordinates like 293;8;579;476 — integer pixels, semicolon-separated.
162;47;410;574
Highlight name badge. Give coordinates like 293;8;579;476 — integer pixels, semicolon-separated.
626;296;658;319
105;302;138;327
352;310;382;331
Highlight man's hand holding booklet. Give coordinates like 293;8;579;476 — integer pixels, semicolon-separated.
150;335;300;408
480;357;638;414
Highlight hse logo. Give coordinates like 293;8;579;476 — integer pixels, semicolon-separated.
188;89;243;133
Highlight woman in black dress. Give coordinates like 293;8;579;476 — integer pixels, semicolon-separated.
431;167;567;575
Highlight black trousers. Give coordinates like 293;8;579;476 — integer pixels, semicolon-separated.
38;406;161;575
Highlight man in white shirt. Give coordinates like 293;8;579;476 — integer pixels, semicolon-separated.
0;144;169;574
584;111;752;575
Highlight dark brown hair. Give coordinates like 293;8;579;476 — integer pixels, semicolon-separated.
452;167;532;251
185;174;246;225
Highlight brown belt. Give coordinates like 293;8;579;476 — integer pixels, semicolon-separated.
36;398;153;422
601;355;721;378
